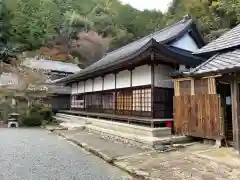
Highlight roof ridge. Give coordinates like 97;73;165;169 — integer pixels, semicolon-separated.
105;18;193;56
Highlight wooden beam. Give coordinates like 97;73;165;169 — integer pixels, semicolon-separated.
191;79;195;95
173;80;180;96
202;74;222;79
231;79;240;152
174;77;193;82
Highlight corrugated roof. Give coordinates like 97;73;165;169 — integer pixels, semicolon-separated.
194;24;240;54
193;49;240;74
23;59;81;73
55;18;200;83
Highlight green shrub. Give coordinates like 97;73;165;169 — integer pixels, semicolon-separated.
21;114;42;127
20;104;54;127
40;105;53;123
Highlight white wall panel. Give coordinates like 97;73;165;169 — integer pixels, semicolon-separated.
104;74;115;90
132;65;151;87
154;64;174;88
172;33;199;52
93;77;103;91
78;81;84;93
116;70;130;89
71;83;78;94
85;79;93;92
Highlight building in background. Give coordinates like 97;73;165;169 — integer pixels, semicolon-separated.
0;58;81;111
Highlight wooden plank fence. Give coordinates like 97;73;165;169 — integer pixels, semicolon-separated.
174;94;224;140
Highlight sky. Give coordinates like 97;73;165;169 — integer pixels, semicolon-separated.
119;0;173;12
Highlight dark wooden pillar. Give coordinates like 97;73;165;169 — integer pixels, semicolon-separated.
231;79;240;152
83;80;86;111
130;69;133;116
115;73;117;114
151;53;155;120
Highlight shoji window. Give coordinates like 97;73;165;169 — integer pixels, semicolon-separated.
133;88;151;112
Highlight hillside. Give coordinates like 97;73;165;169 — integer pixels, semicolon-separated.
1;0;240;65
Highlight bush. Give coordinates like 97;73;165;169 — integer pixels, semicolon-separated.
21;114;42;127
20;104;53;127
40;105;53;123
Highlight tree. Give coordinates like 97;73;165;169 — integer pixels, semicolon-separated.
7;0;61;50
0;58;50;122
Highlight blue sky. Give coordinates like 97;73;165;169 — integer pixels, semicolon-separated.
119;0;173;12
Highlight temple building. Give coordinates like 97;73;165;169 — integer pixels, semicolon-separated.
54;17;205;127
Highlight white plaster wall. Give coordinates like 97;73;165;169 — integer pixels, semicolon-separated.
85;79;93;92
78;81;84;93
104;74;115;90
93;77;103;91
132;65;151;87
172;33;199;52
116;70;131;89
71;83;78;94
154;64;174;88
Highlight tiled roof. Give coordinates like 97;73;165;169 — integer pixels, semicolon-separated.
193;49;240;74
81;18;193;71
55;18;202;83
23;59;81;73
195;24;240;54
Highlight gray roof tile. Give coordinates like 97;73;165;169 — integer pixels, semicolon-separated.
193;49;240;74
83;18;193;73
195;24;240;54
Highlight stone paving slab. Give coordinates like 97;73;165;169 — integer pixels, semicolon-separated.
54;129;145;161
114;148;240;180
52;128;240;180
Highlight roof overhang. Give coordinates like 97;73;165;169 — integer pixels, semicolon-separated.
55;39;205;84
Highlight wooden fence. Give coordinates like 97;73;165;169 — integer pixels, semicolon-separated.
174;94;224;140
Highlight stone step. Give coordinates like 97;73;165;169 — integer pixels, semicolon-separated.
56;113;171;137
55;113;192;148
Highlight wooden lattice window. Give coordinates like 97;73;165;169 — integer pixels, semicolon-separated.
116;91;124;111
102;92;115;110
124;91;132;111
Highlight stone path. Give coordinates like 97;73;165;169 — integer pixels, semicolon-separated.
115;150;240;180
54;129;145;161
54;128;240;180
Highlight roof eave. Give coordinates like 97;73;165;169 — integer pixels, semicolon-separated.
54;39;157;84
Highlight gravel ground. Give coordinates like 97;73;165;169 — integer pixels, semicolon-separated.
0;128;131;180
